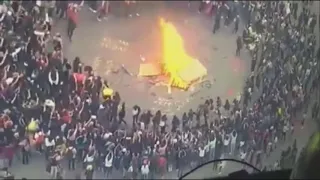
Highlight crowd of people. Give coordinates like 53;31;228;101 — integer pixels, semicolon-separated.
236;0;320;169
0;1;319;180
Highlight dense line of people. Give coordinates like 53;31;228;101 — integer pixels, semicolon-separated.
0;1;319;180
235;0;320;169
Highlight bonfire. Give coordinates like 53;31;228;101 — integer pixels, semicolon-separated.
139;18;207;93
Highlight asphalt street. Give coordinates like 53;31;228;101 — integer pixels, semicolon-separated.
54;1;251;119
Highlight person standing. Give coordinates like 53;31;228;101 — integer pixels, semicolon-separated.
46;0;56;19
66;146;77;170
213;13;221;34
141;160;150;179
67;4;79;42
122;150;131;178
239;149;247;168
104;151;113;178
177;148;186;178
3;144;14;167
50;152;62;179
198;0;206;13
56;1;68;19
97;1;109;21
198;145;205;165
85;164;94;179
236;36;243;56
118;102;127;125
45;136;55;160
223;134;230;154
230;130;237;155
250;55;257;72
233;15;240;34
208;135;216;161
132;105;141;125
19;138;30;165
217;153;225;174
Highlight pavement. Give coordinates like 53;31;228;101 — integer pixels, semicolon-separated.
53;1;251;119
6;1;320;179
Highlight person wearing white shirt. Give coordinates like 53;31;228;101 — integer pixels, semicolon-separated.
282;124;288;141
199;146;205;158
273;135;278;149
84;151;95;172
218;154;225;174
198;146;205;165
104;151;113;178
273;161;280;170
240;150;246;161
208;136;216;160
45;137;55;160
230;130;237;155
132;105;140;124
141;160;150;179
48;69;59;86
224;135;230;154
44;99;55;116
140;121;145;131
159;120;165;133
240;150;247;168
132;108;138;116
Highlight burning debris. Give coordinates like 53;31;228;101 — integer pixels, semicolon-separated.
139;18;207;93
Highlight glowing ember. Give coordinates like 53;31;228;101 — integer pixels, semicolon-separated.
160;18;207;90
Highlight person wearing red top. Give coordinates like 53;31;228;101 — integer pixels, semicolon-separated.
3;145;15;167
157;156;167;178
67;4;79;41
34;131;45;153
73;72;86;94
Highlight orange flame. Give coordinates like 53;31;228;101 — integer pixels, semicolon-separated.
160;18;207;90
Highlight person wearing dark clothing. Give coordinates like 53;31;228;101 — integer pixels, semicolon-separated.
312;102;319;119
73;57;82;73
292;2;298;19
118;102;127;125
21;139;30;165
56;1;68;19
213;14;221;34
171;115;180;132
224;99;230;111
198;1;206;13
309;14;317;33
85;165;94;179
132;105;141;125
122;151;131;178
233;15;240;33
177;149;186;178
250;56;257;72
236;36;243;56
66;146;77;170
